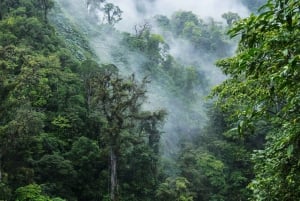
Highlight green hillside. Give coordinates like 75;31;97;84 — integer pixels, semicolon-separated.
0;0;299;201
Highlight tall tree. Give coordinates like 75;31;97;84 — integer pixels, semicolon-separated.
86;0;122;25
102;3;122;25
86;68;164;201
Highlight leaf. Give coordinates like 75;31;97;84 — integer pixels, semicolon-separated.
282;49;289;56
287;144;293;158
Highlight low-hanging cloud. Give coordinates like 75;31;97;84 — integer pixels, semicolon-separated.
54;0;249;158
109;0;249;32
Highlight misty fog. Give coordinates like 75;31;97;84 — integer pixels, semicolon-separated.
54;0;249;156
108;0;249;31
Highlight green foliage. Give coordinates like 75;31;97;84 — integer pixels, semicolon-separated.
122;28;207;103
119;10;242;201
0;0;54;21
49;4;96;61
171;11;200;36
155;11;232;58
177;143;226;201
221;12;241;26
0;14;58;52
0;1;87;200
15;184;65;201
65;137;104;200
213;0;300;200
36;154;75;181
0;179;12;200
1;0;283;200
83;67;165;200
86;0;122;25
156;177;193;201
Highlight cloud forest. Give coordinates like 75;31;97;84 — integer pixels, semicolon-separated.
0;0;299;201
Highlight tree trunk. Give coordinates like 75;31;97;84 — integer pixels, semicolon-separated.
110;147;118;201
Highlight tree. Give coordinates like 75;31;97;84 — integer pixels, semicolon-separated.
0;0;23;20
0;0;54;22
86;68;165;201
177;144;226;201
0;105;45;189
171;11;200;36
37;0;54;22
86;0;122;25
66;137;104;201
102;3;122;25
221;12;240;26
15;184;65;201
0;2;86;199
213;0;300;200
156;177;193;201
154;12;231;59
134;22;152;38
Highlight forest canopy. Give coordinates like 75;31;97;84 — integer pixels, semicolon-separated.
1;0;299;201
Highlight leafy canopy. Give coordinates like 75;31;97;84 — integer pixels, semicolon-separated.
213;0;300;200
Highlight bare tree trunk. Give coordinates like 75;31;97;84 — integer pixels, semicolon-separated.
110;147;118;201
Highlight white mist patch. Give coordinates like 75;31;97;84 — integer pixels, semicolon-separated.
144;82;207;156
53;0;249;158
110;0;250;32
